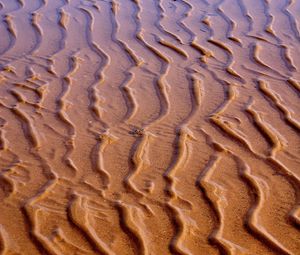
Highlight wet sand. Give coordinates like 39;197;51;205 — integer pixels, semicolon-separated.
0;0;300;254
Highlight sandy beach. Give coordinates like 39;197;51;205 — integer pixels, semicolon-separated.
0;0;299;254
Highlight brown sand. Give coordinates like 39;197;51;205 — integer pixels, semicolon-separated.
0;0;300;254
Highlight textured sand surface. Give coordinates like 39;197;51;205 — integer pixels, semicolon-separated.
0;0;300;254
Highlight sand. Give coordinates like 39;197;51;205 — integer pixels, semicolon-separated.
0;0;299;254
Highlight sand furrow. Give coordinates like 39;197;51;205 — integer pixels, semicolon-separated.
28;1;44;56
0;14;16;59
162;74;205;254
0;0;45;69
109;1;140;123
282;0;300;41
236;0;254;35
77;6;109;129
258;80;300;131
261;0;298;73
68;193;115;255
196;153;238;254
234;156;295;255
172;0;195;43
124;131;152;197
249;42;287;79
287;78;300;95
55;55;79;174
216;0;242;45
164;130;194;255
156;0;184;44
114;201;148;255
90;132;117;191
0;0;21;58
245;97;286;157
134;30;170;125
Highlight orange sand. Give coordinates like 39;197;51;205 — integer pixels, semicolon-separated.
0;0;299;254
